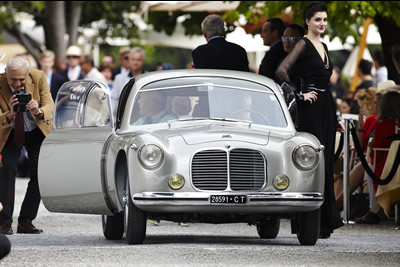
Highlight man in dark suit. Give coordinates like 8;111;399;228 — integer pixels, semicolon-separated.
259;18;287;82
0;56;54;235
192;14;249;71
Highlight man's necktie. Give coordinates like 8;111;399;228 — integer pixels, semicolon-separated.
14;112;25;147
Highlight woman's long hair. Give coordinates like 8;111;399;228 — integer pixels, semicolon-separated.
378;88;400;120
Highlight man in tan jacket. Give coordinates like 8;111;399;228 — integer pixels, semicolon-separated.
0;56;54;235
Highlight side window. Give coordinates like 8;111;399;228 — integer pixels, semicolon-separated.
83;86;111;127
54;82;88;129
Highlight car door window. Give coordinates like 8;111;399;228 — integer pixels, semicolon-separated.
54;81;88;128
83;86;111;127
54;81;112;129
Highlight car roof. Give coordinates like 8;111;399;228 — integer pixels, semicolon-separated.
133;69;280;94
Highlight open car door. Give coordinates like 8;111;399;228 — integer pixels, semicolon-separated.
38;81;114;214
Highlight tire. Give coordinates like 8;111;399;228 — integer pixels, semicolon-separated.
124;178;147;245
102;213;124;240
296;208;320;246
256;217;280;239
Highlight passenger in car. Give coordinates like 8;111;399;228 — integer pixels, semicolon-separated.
133;91;177;125
171;96;192;119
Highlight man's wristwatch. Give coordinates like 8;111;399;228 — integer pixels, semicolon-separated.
34;108;43;117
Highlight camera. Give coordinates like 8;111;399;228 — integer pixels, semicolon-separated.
13;93;31;112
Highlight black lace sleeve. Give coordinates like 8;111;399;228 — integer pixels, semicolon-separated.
275;39;306;85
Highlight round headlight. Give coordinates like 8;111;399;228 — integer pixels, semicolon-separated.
138;144;164;169
292;145;318;170
273;174;290;191
168;174;185;190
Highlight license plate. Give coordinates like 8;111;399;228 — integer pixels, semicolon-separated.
210;195;247;204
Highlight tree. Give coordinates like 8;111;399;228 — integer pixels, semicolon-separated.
0;1;141;65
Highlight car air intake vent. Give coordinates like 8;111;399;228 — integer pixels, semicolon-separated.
229;148;266;191
192;148;266;191
192;150;228;190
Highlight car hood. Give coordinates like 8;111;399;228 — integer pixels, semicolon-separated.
147;124;271;146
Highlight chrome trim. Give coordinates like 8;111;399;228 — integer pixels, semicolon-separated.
130;143;138;151
133;192;323;207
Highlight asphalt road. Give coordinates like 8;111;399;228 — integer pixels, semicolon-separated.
1;178;400;266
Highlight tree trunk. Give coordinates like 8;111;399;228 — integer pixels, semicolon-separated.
68;1;83;46
44;2;67;60
375;15;400;84
3;2;41;63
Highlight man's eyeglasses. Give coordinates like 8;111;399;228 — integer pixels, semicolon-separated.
281;36;301;43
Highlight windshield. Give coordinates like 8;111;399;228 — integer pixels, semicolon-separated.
130;77;287;127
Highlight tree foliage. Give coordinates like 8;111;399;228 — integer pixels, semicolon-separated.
0;1;141;63
79;1;141;41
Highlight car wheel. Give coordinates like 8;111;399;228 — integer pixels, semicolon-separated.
256;217;280;239
102;213;124;240
296;208;320;246
124;178;147;244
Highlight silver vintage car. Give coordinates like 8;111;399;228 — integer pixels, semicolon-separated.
38;69;325;246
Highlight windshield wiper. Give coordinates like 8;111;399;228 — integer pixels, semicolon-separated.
169;117;252;126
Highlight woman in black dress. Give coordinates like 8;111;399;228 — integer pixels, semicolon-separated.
276;1;344;238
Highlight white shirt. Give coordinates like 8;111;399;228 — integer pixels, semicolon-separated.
46;71;53;87
111;72;131;112
376;66;388;84
68;66;82;81
120;67;130;76
85;68;107;84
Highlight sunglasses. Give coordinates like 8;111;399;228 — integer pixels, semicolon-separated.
281;36;302;43
123;56;129;60
67;55;80;59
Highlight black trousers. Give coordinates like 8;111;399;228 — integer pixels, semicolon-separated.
0;127;45;225
0;233;11;260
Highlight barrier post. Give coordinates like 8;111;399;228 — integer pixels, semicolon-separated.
342;114;359;224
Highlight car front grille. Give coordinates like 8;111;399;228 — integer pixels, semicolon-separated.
191;148;266;191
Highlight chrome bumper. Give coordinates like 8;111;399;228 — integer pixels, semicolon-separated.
133;192;324;213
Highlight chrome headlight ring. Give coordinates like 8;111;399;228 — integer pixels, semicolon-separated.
292;144;319;170
138;144;164;170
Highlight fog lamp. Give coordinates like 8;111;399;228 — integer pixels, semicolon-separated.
273;174;290;191
168;174;185;190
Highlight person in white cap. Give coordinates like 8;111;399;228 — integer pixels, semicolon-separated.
58;45;85;82
377;80;396;93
